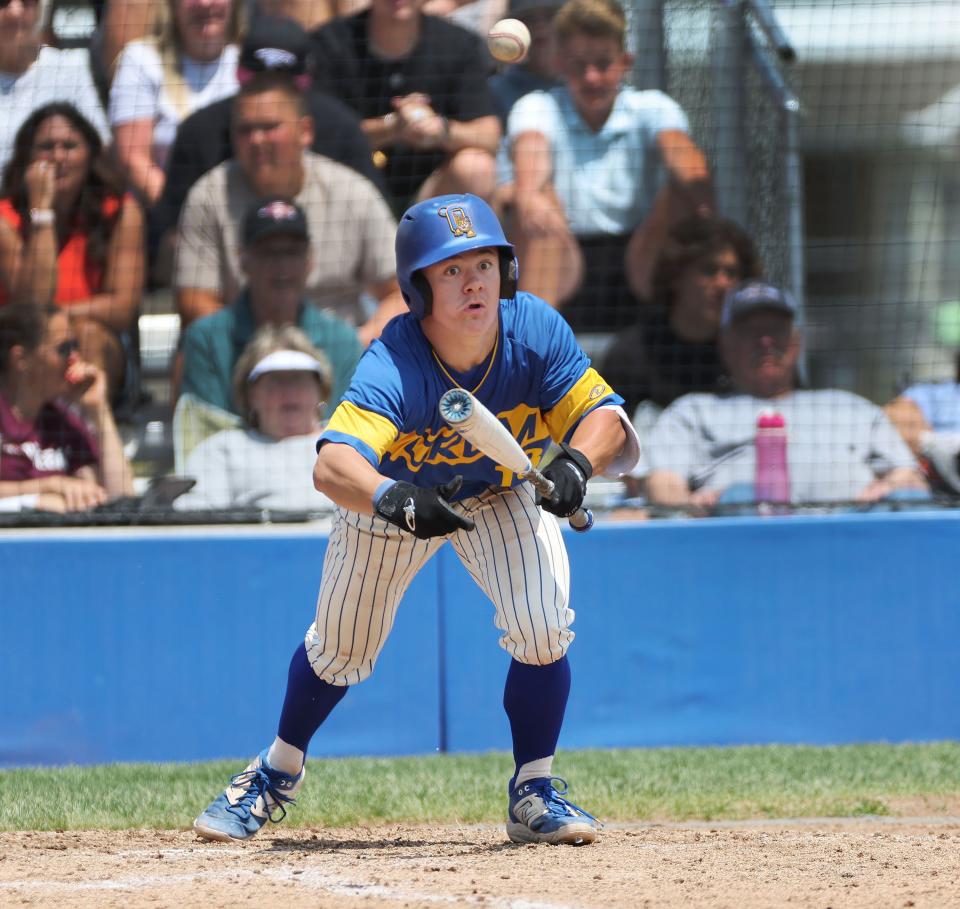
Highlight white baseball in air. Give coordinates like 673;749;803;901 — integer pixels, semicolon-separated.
487;18;531;65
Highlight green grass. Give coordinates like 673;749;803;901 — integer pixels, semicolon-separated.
1;743;958;831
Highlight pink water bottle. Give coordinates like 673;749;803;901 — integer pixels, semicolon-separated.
754;410;790;505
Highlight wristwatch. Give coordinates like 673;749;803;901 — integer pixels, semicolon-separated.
29;208;55;226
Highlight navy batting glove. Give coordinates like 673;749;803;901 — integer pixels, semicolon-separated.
375;476;475;539
540;444;593;518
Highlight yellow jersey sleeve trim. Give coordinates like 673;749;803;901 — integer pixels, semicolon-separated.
326;401;399;460
543;367;614;442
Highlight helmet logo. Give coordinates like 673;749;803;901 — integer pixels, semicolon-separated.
438;206;476;238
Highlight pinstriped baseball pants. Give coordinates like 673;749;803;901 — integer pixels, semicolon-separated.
304;484;574;686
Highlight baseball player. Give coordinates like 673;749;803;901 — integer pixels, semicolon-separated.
193;193;640;846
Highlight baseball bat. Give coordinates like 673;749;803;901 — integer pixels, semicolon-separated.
438;388;594;532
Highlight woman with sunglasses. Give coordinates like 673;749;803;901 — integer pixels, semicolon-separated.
0;103;144;398
0;303;134;513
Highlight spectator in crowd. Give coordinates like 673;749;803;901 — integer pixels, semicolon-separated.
174;74;402;341
601;216;761;418
307;0;508;33
151;15;385;253
310;0;502;213
100;0;343;87
256;0;341;31
177;324;336;511
98;0;161;86
109;0;245;205
0;104;145;399
504;0;712;331
100;0;350;82
884;301;960;495
885;374;960;462
488;0;562;123
644;281;928;509
0;303;134;512
180;197;362;416
435;0;508;37
0;0;111;171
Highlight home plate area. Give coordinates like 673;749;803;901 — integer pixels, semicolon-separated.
1;820;958;908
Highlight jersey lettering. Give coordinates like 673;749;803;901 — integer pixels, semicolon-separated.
389;426;479;472
385;403;549;480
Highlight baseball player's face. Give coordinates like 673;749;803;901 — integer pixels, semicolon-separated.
421;248;501;338
721;309;800;398
248;370;324;440
557;34;632;128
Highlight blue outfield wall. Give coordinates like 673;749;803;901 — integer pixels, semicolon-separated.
2;511;959;767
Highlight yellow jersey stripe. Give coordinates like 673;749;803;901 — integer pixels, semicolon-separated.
326;401;399;460
543;368;613;442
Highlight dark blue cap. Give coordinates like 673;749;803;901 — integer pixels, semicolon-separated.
721;281;798;328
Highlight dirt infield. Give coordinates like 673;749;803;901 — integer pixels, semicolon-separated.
2;818;959;909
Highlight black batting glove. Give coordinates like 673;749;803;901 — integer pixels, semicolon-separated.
375;476;475;539
540;443;593;518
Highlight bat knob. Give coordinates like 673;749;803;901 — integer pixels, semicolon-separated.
569;508;594;532
439;388;473;424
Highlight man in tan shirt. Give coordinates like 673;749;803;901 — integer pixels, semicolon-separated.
175;74;405;345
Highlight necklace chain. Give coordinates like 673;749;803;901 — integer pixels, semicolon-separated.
431;331;499;394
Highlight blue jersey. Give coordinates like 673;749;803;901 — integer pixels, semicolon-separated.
319;292;623;499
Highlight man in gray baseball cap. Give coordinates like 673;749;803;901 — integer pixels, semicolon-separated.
642;280;928;509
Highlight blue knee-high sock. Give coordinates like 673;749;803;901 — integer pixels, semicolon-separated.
276;643;349;753
502;656;571;782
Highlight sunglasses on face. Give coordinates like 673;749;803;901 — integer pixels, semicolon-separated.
54;339;80;359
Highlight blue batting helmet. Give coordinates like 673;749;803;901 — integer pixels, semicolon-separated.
395;194;518;319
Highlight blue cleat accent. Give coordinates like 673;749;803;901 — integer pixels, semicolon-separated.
193;750;304;842
506;776;600;846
